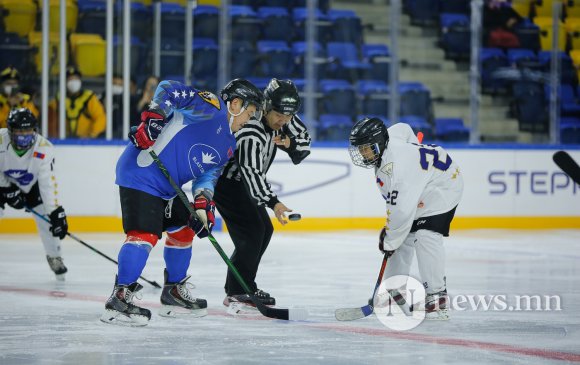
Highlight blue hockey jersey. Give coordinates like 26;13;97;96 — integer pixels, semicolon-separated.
116;80;236;199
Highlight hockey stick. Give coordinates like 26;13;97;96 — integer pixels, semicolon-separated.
335;253;389;321
553;151;580;185
148;148;307;321
26;206;162;289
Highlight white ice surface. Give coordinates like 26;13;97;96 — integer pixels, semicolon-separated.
0;230;579;365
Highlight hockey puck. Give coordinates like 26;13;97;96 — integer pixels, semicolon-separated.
288;213;302;221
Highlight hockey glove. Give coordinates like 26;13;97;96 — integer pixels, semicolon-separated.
49;206;68;239
128;109;166;150
188;194;216;239
378;227;395;257
0;185;25;210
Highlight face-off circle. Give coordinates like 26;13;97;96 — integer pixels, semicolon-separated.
288;213;302;221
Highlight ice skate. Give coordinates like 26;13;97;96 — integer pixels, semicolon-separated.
100;280;151;327
223;289;276;315
46;255;67;281
424;290;449;320
159;270;207;318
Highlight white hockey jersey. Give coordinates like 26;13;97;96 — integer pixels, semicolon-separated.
375;123;464;251
0;129;60;213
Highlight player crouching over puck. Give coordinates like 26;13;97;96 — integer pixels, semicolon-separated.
348;117;464;320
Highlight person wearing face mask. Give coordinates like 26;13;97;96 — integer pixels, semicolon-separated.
0;67;39;129
100;78;264;327
48;66;106;138
214;78;311;312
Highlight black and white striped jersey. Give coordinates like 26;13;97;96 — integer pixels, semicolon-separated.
221;115;311;209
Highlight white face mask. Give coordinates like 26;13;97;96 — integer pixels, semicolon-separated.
3;85;18;96
67;79;82;93
112;85;124;95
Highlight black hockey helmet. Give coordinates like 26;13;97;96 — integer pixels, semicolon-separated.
264;78;301;116
348;117;389;168
220;78;265;115
7;108;38;151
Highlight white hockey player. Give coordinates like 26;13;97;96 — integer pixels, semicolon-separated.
348;117;464;320
0;108;69;279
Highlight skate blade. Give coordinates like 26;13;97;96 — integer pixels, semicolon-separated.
100;310;149;327
226;302;260;316
158;305;208;318
425;309;450;321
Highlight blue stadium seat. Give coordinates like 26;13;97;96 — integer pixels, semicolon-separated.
480;48;508;93
161;3;185;46
560;117;580;144
192;38;218;91
257;7;292;42
327;9;362;43
362;44;390;81
326;42;371;81
231;41;257;78
257;40;294;78
538;52;577;86
358;80;389;116
319;79;356;117
317;114;353;141
514;19;541;52
0;33;34;75
507;49;537;68
435;118;470;142
292;41;328;78
399;82;433;122
77;1;106;38
513;81;548;133
114;2;152;41
194;5;219;41
399;116;434;140
440;13;470;59
230;5;262;43
407;0;440;25
159;41;185;79
545;84;580;117
113;36;148;76
292;7;332;44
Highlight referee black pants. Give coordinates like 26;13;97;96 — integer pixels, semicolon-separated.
214;177;274;296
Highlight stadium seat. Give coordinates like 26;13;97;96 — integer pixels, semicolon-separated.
399;82;433;122
512;80;549;133
257;40;294;78
77;1;106;38
506;49;537;68
570;49;580;81
161;3;186;46
514;19;541;51
407;0;440;25
319;79;356;117
0;33;35;76
544;84;580;116
317;114;353;141
361;44;390;82
194;5;219;41
113;35;148;76
70;33;106;77
511;0;531;17
440;13;471;59
48;0;78;34
537;51;577;86
292;7;332;44
560;117;580;143
533;0;557;17
192;38;218;90
257;7;293;42
480;48;508;93
231;41;257;78
160;41;185;78
326;42;371;81
292;41;329;79
230;5;262;43
114;2;152;41
565;17;580;50
357;80;390;117
0;0;37;37
533;17;566;51
567;0;580;18
28;32;60;75
327;9;363;43
434;118;470;142
399;115;434;140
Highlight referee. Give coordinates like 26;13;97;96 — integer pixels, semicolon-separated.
215;78;311;307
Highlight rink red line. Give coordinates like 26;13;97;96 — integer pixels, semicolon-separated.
310;323;580;362
3;285;579;362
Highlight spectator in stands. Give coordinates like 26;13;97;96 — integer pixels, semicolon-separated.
102;74;139;139
483;0;523;49
135;75;159;118
0;67;39;128
48;66;106;138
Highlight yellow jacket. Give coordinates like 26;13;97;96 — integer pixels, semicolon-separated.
49;90;106;138
0;93;40;128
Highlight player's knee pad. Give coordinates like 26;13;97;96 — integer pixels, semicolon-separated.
125;230;159;251
165;226;194;248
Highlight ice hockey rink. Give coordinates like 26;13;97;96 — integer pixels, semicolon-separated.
0;229;579;365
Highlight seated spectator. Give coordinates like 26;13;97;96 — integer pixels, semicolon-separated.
483;0;523;49
0;67;39;128
48;66;106;138
101;74;139;139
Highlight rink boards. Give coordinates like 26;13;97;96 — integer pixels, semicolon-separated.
1;144;579;232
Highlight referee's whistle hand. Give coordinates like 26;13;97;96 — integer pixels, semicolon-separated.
273;202;292;226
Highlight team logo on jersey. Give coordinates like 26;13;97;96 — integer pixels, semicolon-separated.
198;91;221;110
188;144;222;176
380;162;393;176
4;170;34;185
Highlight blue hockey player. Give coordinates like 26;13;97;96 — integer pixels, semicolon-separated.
101;79;264;326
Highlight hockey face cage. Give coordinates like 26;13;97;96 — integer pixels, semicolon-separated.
349;142;382;168
7;108;38;151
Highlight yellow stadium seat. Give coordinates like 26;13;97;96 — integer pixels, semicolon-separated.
512;0;532;17
534;17;566;50
47;0;78;33
567;0;580;17
163;0;187;5
565;17;580;50
133;0;152;5
70;33;106;77
569;49;580;80
197;0;220;5
0;0;37;37
28;32;64;76
534;0;562;17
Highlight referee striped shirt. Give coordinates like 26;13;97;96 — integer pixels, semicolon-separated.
222;115;311;209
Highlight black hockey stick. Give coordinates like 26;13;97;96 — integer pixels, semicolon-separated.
335;253;389;321
553;151;580;185
26;206;162;289
148;148;307;321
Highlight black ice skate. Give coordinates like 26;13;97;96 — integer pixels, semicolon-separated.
223;289;276;307
159;270;207;318
46;255;67;281
100;279;151;327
